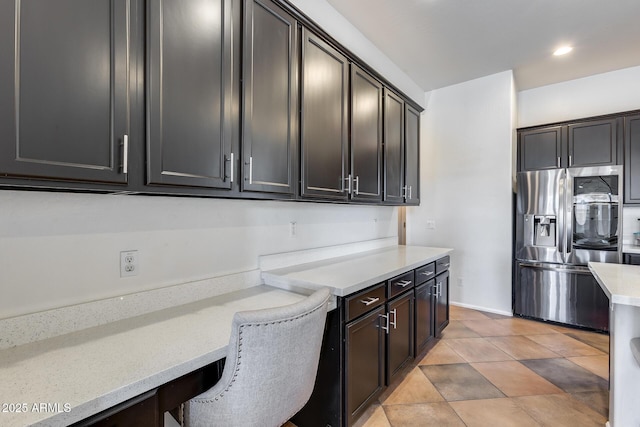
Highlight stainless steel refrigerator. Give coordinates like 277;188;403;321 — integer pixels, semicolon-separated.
514;165;622;331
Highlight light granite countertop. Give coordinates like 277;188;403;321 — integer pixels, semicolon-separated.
0;286;305;426
589;262;640;307
263;245;453;297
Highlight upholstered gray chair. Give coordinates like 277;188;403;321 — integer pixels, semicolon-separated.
183;288;331;427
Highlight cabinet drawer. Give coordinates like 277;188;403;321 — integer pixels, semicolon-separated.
345;282;386;322
387;271;415;299
415;263;435;285
436;256;450;275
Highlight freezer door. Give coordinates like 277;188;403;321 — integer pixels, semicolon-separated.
514;262;609;331
516;169;565;264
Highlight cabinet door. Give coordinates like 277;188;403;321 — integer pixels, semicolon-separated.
383;89;405;203
404;104;420;205
300;30;349;200
350;65;382;202
147;0;234;189
345;306;386;427
624;253;640;265
518;126;564;171
415;280;434;355
242;0;297;195
434;270;449;337
624;115;640;204
0;0;130;184
387;291;415;383
568;118;619;167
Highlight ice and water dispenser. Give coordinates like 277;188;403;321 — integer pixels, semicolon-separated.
533;215;556;246
523;214;557;248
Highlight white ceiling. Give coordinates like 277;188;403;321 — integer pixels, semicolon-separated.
326;0;640;91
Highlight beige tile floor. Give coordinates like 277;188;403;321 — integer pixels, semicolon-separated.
350;305;610;427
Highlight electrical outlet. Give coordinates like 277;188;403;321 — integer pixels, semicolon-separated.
457;277;464;287
289;221;297;238
120;250;139;277
426;219;436;229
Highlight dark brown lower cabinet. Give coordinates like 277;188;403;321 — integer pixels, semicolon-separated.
295;257;450;427
387;290;415;383
415;278;435;354
345;305;386;427
624;253;640;265
434;269;450;337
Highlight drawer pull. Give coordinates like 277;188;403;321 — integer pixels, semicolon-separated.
420;271;434;277
394;280;412;288
360;297;380;306
439;263;450;268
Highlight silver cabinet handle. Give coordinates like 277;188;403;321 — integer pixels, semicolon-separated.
569;155;572;167
360;297;380;306
437;282;442;297
230;152;234;183
354;176;359;195
247;156;253;184
402;185;408;198
122;135;129;174
557;156;561;168
409;185;412;200
225;153;235;182
344;174;352;194
390;309;397;329
394;280;412;288
379;313;389;334
440;263;450;268
420;271;434;277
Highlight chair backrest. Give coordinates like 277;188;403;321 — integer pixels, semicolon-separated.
184;288;331;427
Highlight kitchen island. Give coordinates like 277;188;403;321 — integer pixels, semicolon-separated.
588;262;640;427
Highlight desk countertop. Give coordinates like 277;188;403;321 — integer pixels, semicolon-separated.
262;245;452;297
0;286;304;426
589;262;640;307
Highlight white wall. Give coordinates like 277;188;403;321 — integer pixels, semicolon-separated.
518;65;640;128
0;191;396;319
406;71;515;315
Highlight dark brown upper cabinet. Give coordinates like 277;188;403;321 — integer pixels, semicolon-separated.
518;118;621;172
349;65;383;203
146;0;235;189
567;118;619;167
625;114;640;204
518;126;564;171
404;104;420;205
242;0;298;196
383;89;405;204
0;0;131;184
300;29;349;201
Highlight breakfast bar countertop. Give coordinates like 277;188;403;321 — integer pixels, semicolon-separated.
0;286;305;427
589;261;640;307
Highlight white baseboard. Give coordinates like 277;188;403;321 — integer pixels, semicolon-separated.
450;301;513;317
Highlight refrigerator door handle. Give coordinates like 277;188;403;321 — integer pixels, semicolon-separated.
517;262;589;275
565;169;573;259
558;169;566;259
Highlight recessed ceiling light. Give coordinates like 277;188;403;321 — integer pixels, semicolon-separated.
553;46;573;56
